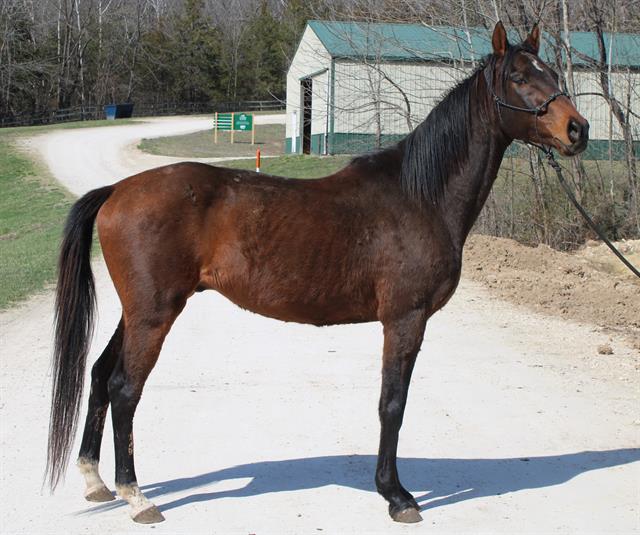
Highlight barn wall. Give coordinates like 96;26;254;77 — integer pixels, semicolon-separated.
327;60;639;158
332;60;466;133
285;27;332;153
574;70;640;140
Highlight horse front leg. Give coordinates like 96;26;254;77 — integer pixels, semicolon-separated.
376;309;427;523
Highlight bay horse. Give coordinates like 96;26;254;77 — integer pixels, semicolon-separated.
46;22;588;524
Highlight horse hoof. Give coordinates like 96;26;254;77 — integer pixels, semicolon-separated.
84;484;115;502
131;504;165;524
391;507;423;523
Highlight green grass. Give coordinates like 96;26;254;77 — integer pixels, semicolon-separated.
139;124;285;159
3;117;140;136
217;154;353;178
0;132;73;308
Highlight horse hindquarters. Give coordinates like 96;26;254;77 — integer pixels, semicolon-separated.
92;178;203;522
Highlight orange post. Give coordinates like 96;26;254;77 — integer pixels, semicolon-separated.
256;149;261;173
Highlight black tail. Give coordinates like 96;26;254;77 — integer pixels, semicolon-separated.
46;185;114;490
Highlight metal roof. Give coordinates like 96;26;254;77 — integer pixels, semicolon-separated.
307;20;640;68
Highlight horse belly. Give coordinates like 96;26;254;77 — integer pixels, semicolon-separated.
200;240;378;325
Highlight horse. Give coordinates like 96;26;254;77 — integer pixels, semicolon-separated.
46;22;588;524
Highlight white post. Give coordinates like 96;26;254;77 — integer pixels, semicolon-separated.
291;110;298;154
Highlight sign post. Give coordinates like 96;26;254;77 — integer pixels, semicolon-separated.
231;113;235;144
213;112;254;145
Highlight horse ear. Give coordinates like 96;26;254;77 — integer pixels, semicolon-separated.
525;23;540;53
492;21;509;57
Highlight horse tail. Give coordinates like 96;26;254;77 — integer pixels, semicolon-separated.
46;185;114;490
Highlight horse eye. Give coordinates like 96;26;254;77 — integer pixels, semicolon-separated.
511;75;526;85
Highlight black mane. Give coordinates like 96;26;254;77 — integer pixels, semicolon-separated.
398;45;532;205
399;72;477;205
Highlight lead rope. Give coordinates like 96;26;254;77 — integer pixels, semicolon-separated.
542;149;640;279
485;64;639;278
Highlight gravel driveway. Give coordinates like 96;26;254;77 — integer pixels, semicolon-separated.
1;115;638;534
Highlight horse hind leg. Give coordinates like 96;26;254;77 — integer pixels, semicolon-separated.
77;319;124;502
108;301;186;524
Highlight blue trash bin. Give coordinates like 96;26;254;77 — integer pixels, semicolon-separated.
104;104;117;120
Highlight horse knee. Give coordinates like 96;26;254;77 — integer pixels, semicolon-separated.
379;397;405;426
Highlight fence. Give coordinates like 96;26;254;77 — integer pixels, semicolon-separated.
0;99;285;128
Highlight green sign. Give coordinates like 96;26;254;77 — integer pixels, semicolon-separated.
214;113;233;131
233;113;253;131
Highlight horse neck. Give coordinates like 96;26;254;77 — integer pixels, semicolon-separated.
437;103;511;253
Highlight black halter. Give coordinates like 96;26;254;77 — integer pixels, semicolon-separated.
483;65;569;153
483;67;569;116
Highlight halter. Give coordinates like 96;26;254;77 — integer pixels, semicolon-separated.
483;65;569;154
483;67;569;116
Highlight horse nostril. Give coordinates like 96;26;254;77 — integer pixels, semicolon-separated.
568;119;581;144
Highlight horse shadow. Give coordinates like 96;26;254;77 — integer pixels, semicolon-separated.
78;448;639;515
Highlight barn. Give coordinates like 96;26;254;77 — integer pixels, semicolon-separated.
285;20;639;159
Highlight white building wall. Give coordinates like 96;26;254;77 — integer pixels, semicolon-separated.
333;60;468;135
574;70;640;141
331;61;638;143
285;26;332;149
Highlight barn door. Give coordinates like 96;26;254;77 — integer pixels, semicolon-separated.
301;78;312;154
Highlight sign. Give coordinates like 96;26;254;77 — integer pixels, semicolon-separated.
214;113;233;131
234;113;253;131
213;112;256;145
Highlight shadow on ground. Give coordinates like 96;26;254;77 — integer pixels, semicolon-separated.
78;449;639;515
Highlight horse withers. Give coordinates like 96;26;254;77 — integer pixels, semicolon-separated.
46;22;588;524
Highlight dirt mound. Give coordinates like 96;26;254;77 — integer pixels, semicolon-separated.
462;235;640;347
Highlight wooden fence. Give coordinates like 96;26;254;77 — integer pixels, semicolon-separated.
0;99;285;128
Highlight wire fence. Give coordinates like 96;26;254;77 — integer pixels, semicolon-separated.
0;99;285;128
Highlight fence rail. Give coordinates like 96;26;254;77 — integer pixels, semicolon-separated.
0;99;285;128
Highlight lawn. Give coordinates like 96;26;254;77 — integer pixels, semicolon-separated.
139;123;285;159
0;131;73;308
0;118;160;308
217;154;353;178
4;117;140;136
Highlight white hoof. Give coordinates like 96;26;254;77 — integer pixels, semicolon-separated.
84;483;115;502
117;483;164;524
78;458;114;502
131;503;165;524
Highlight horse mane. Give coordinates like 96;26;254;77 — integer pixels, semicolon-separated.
399;44;531;205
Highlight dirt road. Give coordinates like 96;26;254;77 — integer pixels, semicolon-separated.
1;116;638;534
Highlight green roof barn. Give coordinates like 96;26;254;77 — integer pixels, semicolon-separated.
285;20;639;158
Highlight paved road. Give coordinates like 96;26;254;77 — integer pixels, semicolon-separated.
1;116;638;534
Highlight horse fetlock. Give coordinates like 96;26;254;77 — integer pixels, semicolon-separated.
77;457;114;502
116;483;165;524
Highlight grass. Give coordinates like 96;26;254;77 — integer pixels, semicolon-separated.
139;124;286;159
0;131;73;308
0;117;142;309
217;154;352;178
4;117;140;136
